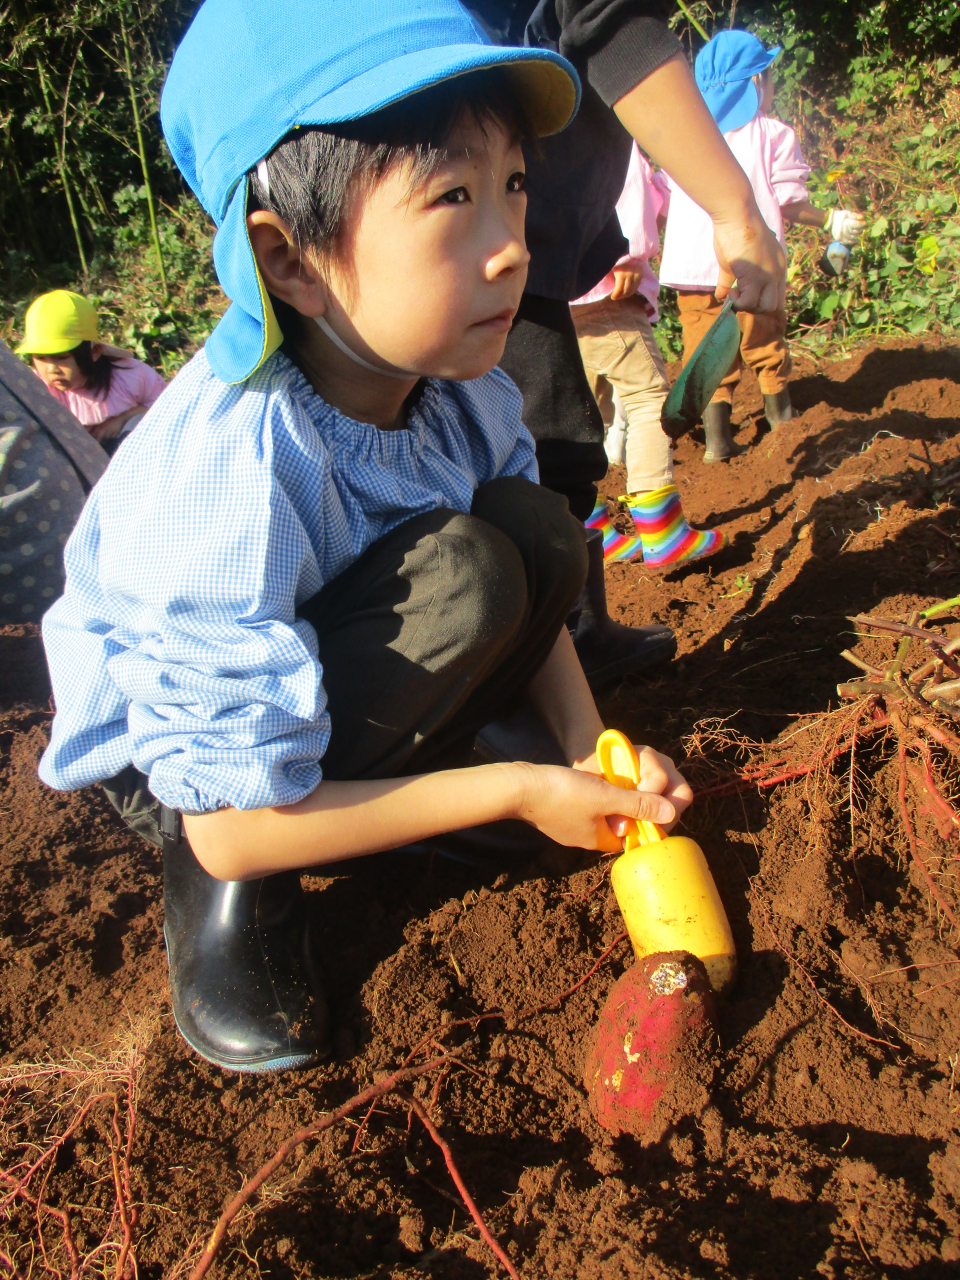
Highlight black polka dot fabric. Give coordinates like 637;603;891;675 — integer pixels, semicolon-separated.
0;342;108;625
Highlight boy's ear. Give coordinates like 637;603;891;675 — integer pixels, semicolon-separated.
247;211;328;317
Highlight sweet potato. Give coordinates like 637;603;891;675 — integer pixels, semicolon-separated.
583;951;719;1143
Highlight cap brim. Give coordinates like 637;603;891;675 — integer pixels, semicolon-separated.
15;335;90;356
289;44;579;145
207;45;580;219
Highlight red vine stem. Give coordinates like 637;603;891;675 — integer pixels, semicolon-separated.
696;733;864;798
196;933;629;1272
402;1092;520;1280
513;931;628;1020
909;714;960;756
187;1052;455;1280
898;739;960;934
910;741;960;833
0;1169;81;1277
0;1250;28;1279
750;887;900;1050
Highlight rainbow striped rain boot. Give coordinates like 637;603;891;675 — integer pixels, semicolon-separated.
622;484;727;571
585;497;643;563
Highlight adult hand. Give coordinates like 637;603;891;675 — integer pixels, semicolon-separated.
824;208;867;245
713;211;786;312
514;761;680;853
610;269;641;301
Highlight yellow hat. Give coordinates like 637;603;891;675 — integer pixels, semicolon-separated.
16;291;99;356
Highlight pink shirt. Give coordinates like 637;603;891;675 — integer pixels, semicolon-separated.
36;357;166;430
658;114;810;291
572;146;670;322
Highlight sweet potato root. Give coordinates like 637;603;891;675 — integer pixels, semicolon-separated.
583;951;719;1143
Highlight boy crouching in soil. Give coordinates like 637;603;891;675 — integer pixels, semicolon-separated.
38;0;691;1074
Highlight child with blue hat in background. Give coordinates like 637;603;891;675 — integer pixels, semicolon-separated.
660;29;866;462
37;0;691;1074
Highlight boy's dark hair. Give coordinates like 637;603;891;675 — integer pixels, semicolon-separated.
71;341;123;398
248;68;533;343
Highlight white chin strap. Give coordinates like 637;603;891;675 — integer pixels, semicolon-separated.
314;315;415;381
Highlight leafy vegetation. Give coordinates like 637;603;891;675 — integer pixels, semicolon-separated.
0;0;219;374
2;0;959;376
657;1;960;360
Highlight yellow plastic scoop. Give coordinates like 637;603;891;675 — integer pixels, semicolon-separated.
597;730;737;994
596;729;664;849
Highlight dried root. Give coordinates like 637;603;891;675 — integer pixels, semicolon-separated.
0;1012;156;1279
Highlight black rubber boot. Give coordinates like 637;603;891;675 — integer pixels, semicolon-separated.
572;528;676;689
476;702;567;767
702;402;744;463
763;388;794;426
161;807;331;1073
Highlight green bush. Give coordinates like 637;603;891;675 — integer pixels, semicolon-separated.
662;2;960;357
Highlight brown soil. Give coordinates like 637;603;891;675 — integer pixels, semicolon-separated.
2;337;960;1277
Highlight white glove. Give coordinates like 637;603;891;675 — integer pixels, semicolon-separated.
824;208;866;245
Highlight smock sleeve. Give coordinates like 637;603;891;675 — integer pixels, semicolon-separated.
651;165;670;217
768;119;811;207
39;366;333;814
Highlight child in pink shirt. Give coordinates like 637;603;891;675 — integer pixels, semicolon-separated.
18;291;166;454
571;146;726;571
659;31;864;462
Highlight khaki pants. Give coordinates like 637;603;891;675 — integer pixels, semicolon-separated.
571;294;673;495
677;290;791;404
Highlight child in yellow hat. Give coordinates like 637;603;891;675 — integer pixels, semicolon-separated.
18;291;166;451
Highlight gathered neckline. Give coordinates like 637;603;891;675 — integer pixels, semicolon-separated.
273;352;461;454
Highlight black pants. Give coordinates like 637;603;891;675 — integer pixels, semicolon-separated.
498;293;607;523
104;477;587;846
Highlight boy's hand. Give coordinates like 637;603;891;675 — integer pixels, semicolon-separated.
89;405;145;442
824;208;866;245
514;762;680;853
573;744;693;835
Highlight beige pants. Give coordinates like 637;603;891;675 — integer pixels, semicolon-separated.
677;289;791;404
571;294;673;495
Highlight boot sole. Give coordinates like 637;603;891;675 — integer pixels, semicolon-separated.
173;1007;323;1073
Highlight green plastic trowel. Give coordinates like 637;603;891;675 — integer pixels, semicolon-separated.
661;296;741;440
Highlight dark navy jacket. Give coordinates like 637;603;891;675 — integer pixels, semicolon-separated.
463;1;681;300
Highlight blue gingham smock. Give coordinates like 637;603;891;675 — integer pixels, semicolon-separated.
39;350;538;813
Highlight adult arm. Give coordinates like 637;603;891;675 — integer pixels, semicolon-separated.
553;2;786;310
613;56;785;310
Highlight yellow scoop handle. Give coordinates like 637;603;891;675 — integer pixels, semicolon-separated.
596;729;664;849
